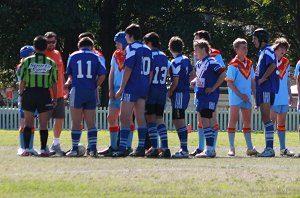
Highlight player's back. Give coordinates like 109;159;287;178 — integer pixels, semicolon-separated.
124;41;153;97
67;49;106;90
150;49;169;90
170;54;192;92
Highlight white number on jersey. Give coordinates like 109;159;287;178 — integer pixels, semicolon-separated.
77;60;92;79
141;57;151;75
152;66;168;84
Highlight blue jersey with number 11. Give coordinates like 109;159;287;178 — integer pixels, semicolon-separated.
66;48;106;90
124;41;153;97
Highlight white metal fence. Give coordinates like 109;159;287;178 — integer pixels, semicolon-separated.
0;106;299;131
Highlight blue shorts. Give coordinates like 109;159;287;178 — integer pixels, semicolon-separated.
69;87;97;109
195;92;219;112
272;105;289;113
255;91;275;106
121;92;146;102
231;101;252;109
171;92;190;110
146;87;167;106
109;87;121;108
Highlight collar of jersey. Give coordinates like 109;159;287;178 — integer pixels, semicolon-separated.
80;47;91;51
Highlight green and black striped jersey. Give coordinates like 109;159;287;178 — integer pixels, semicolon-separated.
20;53;58;88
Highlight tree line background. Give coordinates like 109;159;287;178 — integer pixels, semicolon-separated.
0;0;299;106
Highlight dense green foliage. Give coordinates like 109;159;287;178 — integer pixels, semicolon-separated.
1;0;299;105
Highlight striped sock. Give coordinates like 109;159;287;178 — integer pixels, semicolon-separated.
109;126;119;150
88;128;98;152
264;121;274;148
243;128;253;150
147;123;158;149
204;127;214;147
71;130;82;151
119;128;130;152
197;122;205;151
277;125;286;150
228;128;235;148
213;124;219;149
127;124;135;148
177;126;188;152
19;127;24;149
157;124;168;149
137;127;147;149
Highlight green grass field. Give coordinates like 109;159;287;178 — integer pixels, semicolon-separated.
1;130;300;198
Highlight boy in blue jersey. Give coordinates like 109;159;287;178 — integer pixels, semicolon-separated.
97;32;135;157
113;24;153;157
225;38;259;157
193;39;226;158
270;38;294;157
190;30;225;156
65;37;106;157
168;36;194;158
143;32;171;158
252;28;279;157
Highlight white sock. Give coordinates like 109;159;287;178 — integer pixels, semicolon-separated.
53;138;60;146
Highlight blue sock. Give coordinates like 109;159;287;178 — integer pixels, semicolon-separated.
147;123;158;149
109;126;119;150
198;127;205;151
29;132;34;149
243;132;253;150
88;128;98;152
127;131;134;148
19;129;24;149
177;126;188;152
203;127;214;147
137;127;147;150
158;124;168;149
277;130;286;150
71;130;82;151
119;128;130;152
213;129;218;149
264;121;274;148
228;132;235;148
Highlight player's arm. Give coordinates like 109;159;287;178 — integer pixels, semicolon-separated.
206;68;226;95
288;76;293;106
227;81;248;101
115;67;132;98
258;62;276;85
108;65;115;99
19;80;25;96
97;74;106;87
51;82;58;99
168;76;179;98
251;78;256;99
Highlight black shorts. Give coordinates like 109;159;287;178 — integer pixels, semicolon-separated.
172;109;185;120
145;103;165;117
22;88;53;113
49;98;65;118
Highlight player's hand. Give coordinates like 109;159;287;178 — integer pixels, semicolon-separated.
258;78;266;86
115;88;123;99
190;78;196;88
240;94;249;101
109;90;115;99
289;96;294;107
205;87;213;95
52;99;57;108
63;87;69;99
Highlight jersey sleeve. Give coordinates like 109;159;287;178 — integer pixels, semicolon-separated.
225;65;236;82
19;61;27;80
213;62;225;75
66;56;72;76
214;54;225;67
97;55;107;76
124;47;136;69
265;49;276;67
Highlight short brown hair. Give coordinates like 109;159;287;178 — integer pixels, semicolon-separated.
168;36;184;53
232;38;247;49
44;32;57;39
272;37;290;51
193;39;210;54
78;37;94;48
